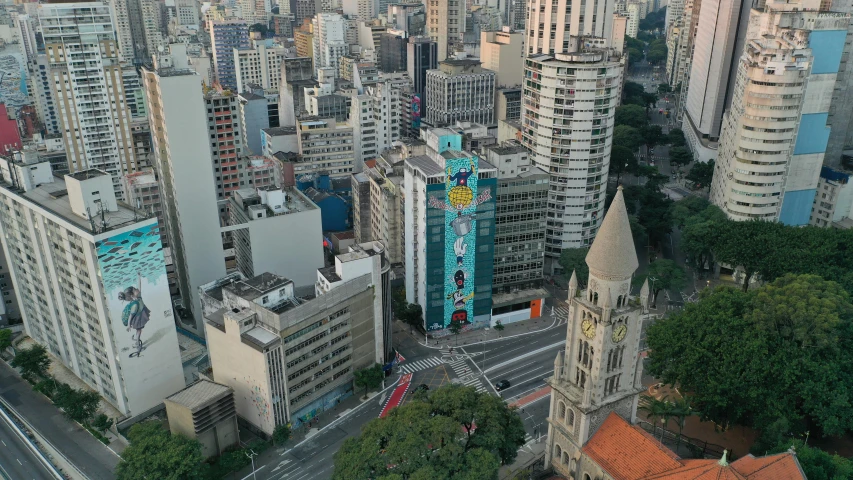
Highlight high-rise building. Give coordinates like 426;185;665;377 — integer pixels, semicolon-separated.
525;0;615;55
545;185;645;474
388;3;426;35
175;0;200;27
810;166;853;228
111;0;163;63
239;92;271;155
296;117;356;177
342;0;375;22
480;29;524;89
709;0;850;226
425;0;465;61
278;57;318;127
0;163;184;416
39;2;138;200
379;33;407;73
210;20;250;89
403;129;497;332
682;0;751;161
203;86;245;201
425;59;495;127
313;13;348;71
407;37;438;105
625;3;640;38
142;59;226;335
234;44;289;93
520;51;623;270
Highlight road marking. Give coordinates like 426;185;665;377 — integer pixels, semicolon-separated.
484;342;565;374
17;459;22;465
239;465;265;480
395;357;444;374
487;359;538;378
1;440;5;446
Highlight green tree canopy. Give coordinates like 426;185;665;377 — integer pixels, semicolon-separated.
686;160;714;187
647;275;853;437
613;125;644;151
558;248;589;287
115;421;205;480
667;128;686;147
355;364;385;397
635;259;687;306
332;385;524;480
640;124;664;151
669;196;711;229
54;387;101;424
668;146;693;169
92;413;113;434
609;146;638;184
12;344;50;380
623;81;645;100
615;104;648;129
767;440;853;480
0;329;11;350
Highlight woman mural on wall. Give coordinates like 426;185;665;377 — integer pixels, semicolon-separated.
119;273;151;356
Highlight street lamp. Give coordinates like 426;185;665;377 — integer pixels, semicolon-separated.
649;276;658;309
246;449;258;480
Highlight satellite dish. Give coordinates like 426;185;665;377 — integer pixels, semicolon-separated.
158;45;165;52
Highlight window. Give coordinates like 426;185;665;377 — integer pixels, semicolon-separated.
558;401;566;419
567;408;575;429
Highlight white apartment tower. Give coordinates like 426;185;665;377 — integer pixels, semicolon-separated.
425;59;496;127
520;50;624;272
426;0;465;61
0;162;184;416
525;0;615;55
313;13;349;71
234;44;289;92
143;58;226;335
709;0;850;226
39;2;138;200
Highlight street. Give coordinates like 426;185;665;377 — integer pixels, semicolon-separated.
0;412;58;480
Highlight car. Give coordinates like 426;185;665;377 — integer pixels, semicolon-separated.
659;108;664;114
495;379;511;391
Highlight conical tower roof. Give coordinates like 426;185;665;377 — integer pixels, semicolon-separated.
585;186;639;280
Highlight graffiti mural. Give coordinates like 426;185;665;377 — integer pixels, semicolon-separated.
244;376;271;423
411;94;421;130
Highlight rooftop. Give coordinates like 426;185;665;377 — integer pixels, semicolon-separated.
165;380;232;412
318;265;341;283
585;186;639;280
263;126;298;136
487;144;527;155
406;154;445;177
223;272;293;302
67;169;106;181
239;92;266;101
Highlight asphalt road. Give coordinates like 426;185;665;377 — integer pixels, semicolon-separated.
0;414;57;480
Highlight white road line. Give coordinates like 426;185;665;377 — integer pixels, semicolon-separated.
484;342;565;374
504;365;553;384
488;359;539;378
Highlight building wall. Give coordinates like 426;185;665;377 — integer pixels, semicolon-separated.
211;21;250;89
525;0;615;54
425;67;495;127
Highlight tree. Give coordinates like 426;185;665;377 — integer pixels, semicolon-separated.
686;160;714;187
115;421;204;480
272;424;291;445
33;379;57;398
679;203;726;272
658;83;672;94
615;104;648;129
399;303;424;334
639;395;670;440
249;23;268;35
613;125;644;152
668;146;693;171
448;321;463;345
623;81;645;100
635;259;686;307
628;215;648;248
669;196;711;230
669;397;693;454
640;124;663;153
54;386;101;424
0;328;11;351
767;440;853;480
641;92;659;115
609;146;638;184
332;384;525;480
667;128;686;147
493;321;504;336
11;344;50;381
558;248;589;287
635;182;674;245
355;364;384;399
646;46;667;64
92;413;113;434
647;275;853;437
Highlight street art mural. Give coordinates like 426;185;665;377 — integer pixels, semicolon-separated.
427;155;492;329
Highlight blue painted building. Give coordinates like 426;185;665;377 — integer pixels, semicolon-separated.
210;21;250;90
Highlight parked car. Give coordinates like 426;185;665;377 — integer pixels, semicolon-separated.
495;379;511;391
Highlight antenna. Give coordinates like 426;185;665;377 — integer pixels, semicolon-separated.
86;207;96;232
100;203;108;231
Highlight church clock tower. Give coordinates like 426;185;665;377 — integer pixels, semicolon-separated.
545;186;650;476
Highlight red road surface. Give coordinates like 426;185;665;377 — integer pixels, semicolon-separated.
380;380;411;418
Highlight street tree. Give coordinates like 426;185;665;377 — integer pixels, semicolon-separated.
11;344;50;381
647;275;853;436
448;320;463;345
609;146;638;184
493;321;505;336
679;203;726;272
398;303;424;334
668;146;693;171
272;424;291;445
59;389;101;424
613;125;644;152
658;83;672;94
558;248;589;287
713;220;783;291
686;160;714;187
640;124;664;152
669;196;712;229
623;81;645;100
332;385;524;480
667;128;686;147
615;104;648;129
0;328;11;351
635;259;686;307
628;215;648;248
641;92;659;115
635;182;674;245
115;421;205;480
92;413;113;434
638;395;670;440
354;363;384;399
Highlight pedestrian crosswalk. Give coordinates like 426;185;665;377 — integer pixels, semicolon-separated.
396;356;444;374
553;306;569;324
447;357;488;393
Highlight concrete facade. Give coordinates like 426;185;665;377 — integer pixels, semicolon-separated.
425;59;496;127
164;380;239;458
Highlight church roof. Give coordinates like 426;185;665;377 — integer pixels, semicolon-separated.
585;186;639;280
581;413;807;480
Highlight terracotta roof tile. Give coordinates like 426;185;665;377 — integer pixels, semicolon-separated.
731;453;806;480
583;412;683;479
642;459;748;480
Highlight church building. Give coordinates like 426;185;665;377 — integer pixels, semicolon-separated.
544;186;807;480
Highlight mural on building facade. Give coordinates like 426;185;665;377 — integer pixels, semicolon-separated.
427;155;492;330
411;94;421;130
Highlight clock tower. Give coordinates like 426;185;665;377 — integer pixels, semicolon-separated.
545;186;650;475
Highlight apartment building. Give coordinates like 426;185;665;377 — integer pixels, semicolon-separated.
202;271;378;433
296;117;356;178
313;13;349;71
210;20;250;89
525;0;616;55
204;86;245;200
0;165;184;416
520;50;623;271
810;166;853;228
425;59;495;127
234;44;289;93
425;0;465;61
38;2;138;200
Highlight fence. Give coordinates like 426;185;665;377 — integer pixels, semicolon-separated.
636;420;727;459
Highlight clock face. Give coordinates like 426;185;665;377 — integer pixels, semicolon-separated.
581;319;596;339
612;324;627;343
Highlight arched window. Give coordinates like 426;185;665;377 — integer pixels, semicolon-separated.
567;409;575;429
562;451;570;465
555;444;563;460
617;295;623;307
593;292;599;305
584;474;592;480
558;401;566;420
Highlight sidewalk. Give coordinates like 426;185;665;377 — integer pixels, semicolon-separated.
500;439;546;479
414;312;560;350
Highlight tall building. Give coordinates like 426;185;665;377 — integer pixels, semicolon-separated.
682;0;751;161
202;270;379;433
403;130;497;332
425;59;496;127
525;0;615;55
234;44;289;93
545;186;645;474
480;29;524;89
379;33;408;73
203;86;245;200
810;166;853;228
520;50;623;271
143;59;226;335
406;37;438;111
39;2;138;200
111;0;163;63
313;13;349;71
0;164;184;416
709;0;850;226
425;0;465;61
210;20;250;89
175;0;200;27
342;0;375;22
296;117;356;177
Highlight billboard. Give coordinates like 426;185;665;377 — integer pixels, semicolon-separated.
96;222;184;415
411;94;421;130
428;155;492;329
